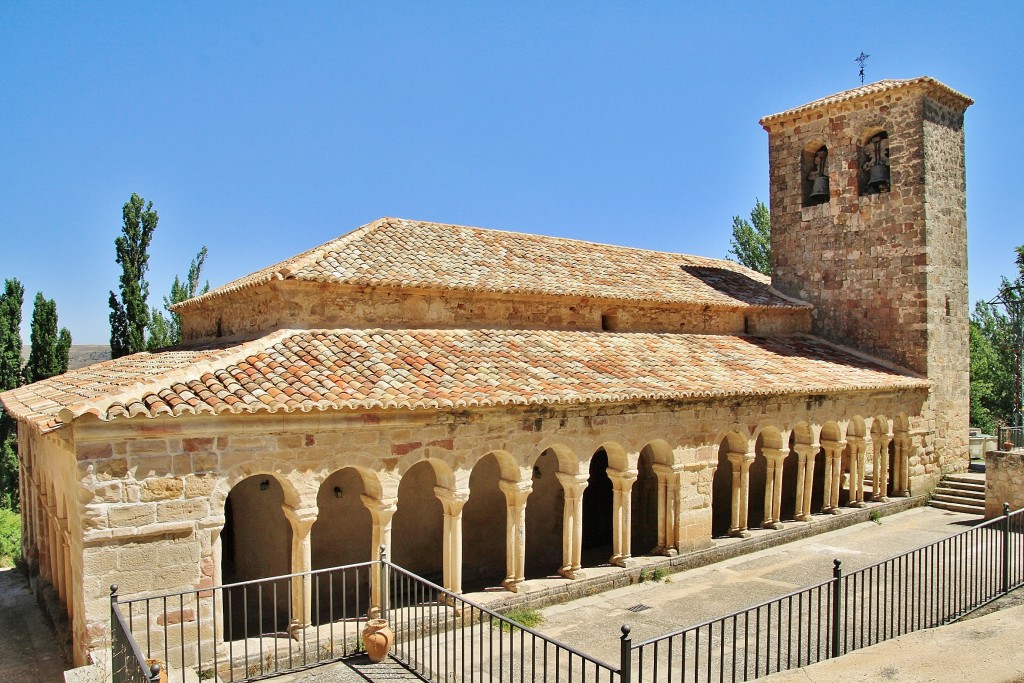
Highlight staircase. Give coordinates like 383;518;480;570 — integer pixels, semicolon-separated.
929;473;986;514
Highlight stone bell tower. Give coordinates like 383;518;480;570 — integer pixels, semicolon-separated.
760;77;973;476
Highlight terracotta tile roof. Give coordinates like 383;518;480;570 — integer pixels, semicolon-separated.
760;77;972;128
174;218;804;310
0;329;926;432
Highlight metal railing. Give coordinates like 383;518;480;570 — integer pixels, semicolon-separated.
622;505;1024;682
384;557;619;682
115;560;379;681
999;425;1024;450
111;586;161;683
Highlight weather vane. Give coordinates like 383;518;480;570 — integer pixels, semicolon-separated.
855;52;870;85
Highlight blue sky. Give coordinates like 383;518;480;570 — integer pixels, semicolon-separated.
1;2;1021;344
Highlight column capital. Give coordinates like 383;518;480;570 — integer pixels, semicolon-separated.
792;443;819;459
360;495;398;521
651;462;684;477
434;486;470;515
820;439;846;455
555;471;589;497
282;505;319;530
761;447;789;463
498;478;533;505
606;468;638;489
727;452;756;467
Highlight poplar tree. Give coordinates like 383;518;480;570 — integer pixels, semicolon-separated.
727;199;772;275
109;193;158;358
23;292;71;384
148;246;209;350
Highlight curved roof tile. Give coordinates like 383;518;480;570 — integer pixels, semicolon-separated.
0;328;926;432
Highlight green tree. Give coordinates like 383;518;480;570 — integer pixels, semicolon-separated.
148;246;209;350
727;198;771;275
109;193;159;358
23;292;72;384
0;279;24;511
970;244;1024;432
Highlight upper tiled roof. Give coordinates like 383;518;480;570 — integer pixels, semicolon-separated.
0;328;926;433
175;218;804;310
760;77;973;128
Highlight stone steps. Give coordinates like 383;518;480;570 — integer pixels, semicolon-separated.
929;474;986;514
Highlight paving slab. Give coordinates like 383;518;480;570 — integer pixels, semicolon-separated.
0;567;68;683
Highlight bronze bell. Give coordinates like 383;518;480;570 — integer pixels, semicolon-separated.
868;162;890;191
810;174;830;202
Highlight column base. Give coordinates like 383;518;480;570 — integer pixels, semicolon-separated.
901;490;911;497
558;566;581;580
848;501;867;509
611;556;638;569
762;521;785;530
728;528;751;538
872;495;890;503
794;514;810;522
828;507;842;515
503;579;536;594
665;548;678;557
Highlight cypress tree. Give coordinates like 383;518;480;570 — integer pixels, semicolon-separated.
24;292;71;384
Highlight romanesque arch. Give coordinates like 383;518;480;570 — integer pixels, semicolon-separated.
631;441;670;556
463;452;509;590
392;459;450;584
582;447;615;566
712;431;751;537
525;446;573;578
221;474;292;638
310;467;374;621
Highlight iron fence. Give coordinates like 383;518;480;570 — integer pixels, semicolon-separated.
622;504;1024;682
110;505;1024;683
384;558;620;682
999;425;1024;450
111;586;161;683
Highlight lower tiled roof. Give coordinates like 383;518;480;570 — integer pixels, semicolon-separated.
0;329;928;432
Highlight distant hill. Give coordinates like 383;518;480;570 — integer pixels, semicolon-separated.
21;345;111;372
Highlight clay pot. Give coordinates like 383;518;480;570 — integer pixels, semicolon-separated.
362;618;393;663
1005;442;1015;451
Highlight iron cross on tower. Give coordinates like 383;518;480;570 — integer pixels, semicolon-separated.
855;52;870;85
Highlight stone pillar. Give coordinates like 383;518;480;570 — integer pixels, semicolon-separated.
607;468;638;567
18;463;28;564
820;441;845;513
61;526;73;620
555;472;588;578
362;496;397;611
847;438;869;508
54;515;67;603
793;444;818;520
47;503;59;587
282;505;318;627
761;448;787;529
894;437;911;497
873;435;892;502
727;452;755;537
498;479;532;591
652;463;682;555
435;487;470;594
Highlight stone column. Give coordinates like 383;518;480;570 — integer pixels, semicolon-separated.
652;463;682;555
555;472;588;578
820;441;845;514
893;437;912;497
607;468;638;567
435;487;470;594
793;444;818;520
846;438;868;508
282;505;318;627
873;435;892;502
362;495;397;611
61;525;73;620
761;448;787;529
18;463;28;563
54;515;67;603
498;479;532;591
727;452;755;537
47;503;59;587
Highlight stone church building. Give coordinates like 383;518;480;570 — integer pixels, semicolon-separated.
0;76;971;666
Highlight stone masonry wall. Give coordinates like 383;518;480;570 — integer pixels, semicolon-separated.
923;98;970;470
66;386;927;663
985;450;1024;518
179;281;811;344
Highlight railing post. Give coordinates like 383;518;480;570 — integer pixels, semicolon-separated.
1004;502;1011;595
620;625;632;683
379;544;389;621
149;663;162;682
109;584;119;680
830;559;842;658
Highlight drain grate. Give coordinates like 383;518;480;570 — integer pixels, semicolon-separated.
626;604;651;613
